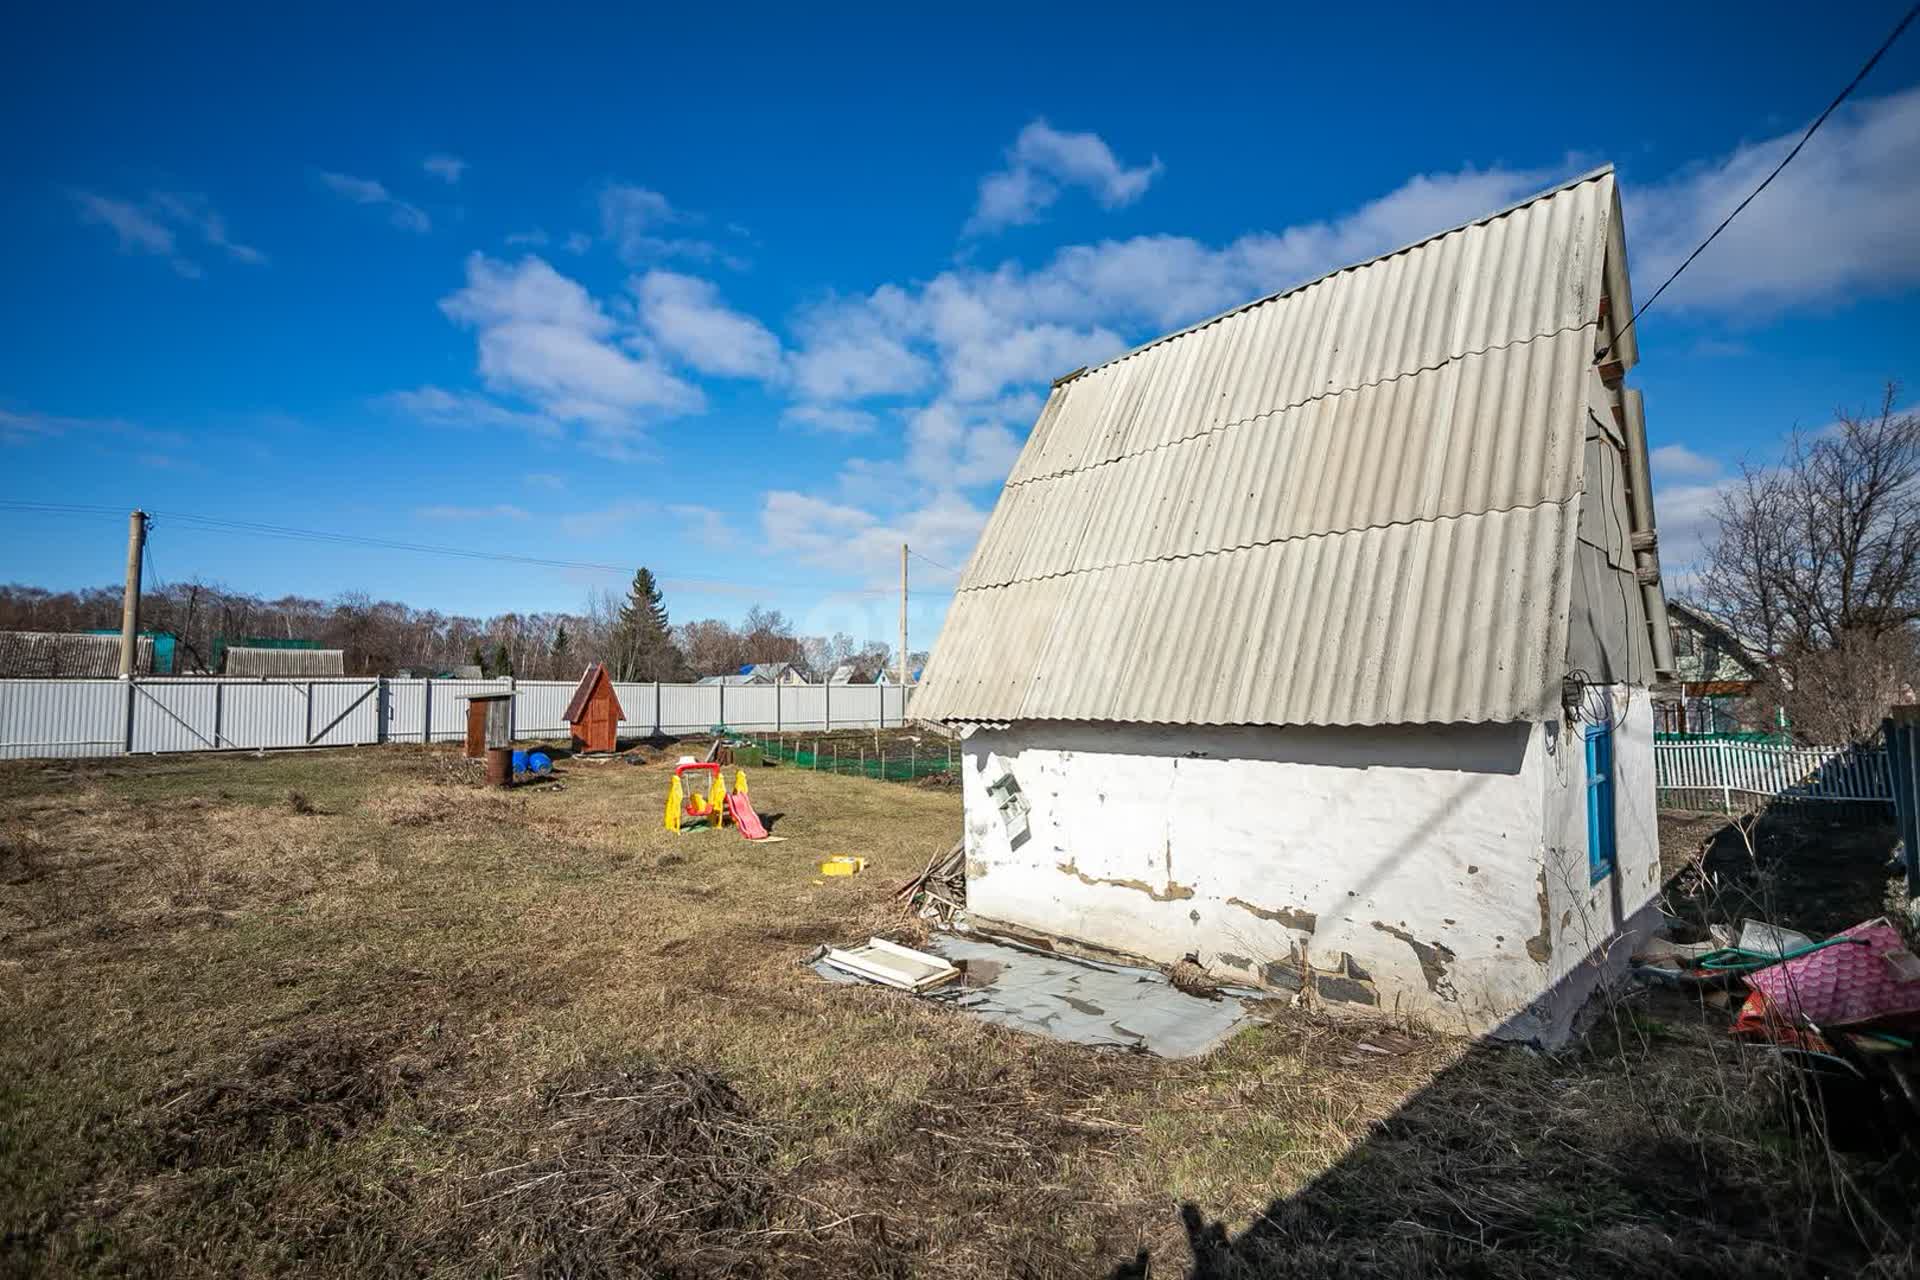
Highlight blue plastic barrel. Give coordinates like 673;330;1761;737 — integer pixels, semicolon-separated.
528;752;552;775
511;749;528;774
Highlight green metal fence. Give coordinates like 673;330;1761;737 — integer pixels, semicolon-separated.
743;732;957;783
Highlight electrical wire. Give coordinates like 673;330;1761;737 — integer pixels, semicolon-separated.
907;548;962;576
1599;1;1920;360
0;500;922;598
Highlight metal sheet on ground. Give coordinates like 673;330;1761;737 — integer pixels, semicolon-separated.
813;932;1253;1058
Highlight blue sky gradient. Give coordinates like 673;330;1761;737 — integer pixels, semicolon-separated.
3;2;1917;647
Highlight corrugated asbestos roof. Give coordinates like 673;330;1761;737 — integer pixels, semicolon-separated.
223;646;346;677
913;168;1632;728
0;631;154;678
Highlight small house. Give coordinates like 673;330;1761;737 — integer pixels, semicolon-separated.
0;631;156;677
564;662;624;754
224;646;346;678
1658;602;1767;735
913;168;1675;1044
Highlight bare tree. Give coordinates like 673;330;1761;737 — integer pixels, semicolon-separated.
1697;381;1920;741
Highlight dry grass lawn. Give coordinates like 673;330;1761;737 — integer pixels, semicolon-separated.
1;745;1913;1277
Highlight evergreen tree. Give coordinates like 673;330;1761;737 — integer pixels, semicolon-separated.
612;568;679;680
551;622;572;677
490;641;514;679
470;643;486;674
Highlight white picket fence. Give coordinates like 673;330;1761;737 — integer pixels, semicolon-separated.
0;677;911;761
1655;738;1891;810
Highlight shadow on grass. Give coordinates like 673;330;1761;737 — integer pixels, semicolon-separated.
1109;997;1918;1278
1111;799;1914;1280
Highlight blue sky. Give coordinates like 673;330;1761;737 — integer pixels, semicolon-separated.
3;2;1918;648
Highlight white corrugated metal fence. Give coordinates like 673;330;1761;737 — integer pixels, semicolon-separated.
0;678;912;760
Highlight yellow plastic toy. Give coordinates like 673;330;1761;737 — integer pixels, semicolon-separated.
664;762;770;839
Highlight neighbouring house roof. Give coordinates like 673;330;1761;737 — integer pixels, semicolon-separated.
1667;601;1763;686
915;167;1652;728
0;631;155;678
827;664;858;684
224;646;346;677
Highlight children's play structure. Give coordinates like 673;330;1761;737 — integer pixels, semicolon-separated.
565;662;624;754
664;759;769;839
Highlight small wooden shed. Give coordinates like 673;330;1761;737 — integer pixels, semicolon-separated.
565;663;625;754
459;689;514;759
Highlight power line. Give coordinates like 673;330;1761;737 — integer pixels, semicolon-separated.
1600;1;1920;359
907;548;963;576
0;500;906;598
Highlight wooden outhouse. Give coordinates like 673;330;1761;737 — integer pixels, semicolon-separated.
564;663;625;754
459;689;514;759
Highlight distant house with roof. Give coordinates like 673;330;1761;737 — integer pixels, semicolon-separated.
1659;601;1768;735
223;646;346;678
914;168;1674;1044
0;631;157;678
697;662;807;686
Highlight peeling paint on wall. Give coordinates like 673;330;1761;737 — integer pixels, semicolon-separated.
1055;859;1195;902
1371;921;1458;997
1226;896;1318;933
1526;872;1553;964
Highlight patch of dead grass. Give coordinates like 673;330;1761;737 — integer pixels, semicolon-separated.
3;749;1914;1278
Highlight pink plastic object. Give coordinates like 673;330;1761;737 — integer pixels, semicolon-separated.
1744;919;1920;1028
726;791;768;840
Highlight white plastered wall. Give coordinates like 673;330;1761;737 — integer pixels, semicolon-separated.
960;701;1661;1043
961;719;1559;1036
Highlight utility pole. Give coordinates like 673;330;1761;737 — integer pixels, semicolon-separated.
899;542;909;687
118;509;147;678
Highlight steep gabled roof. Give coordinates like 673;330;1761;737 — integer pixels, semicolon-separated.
563;663;623;722
915;168;1644;728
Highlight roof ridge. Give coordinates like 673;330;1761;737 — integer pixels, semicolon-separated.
1059;164;1615;385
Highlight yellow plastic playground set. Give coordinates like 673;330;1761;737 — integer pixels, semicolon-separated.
664;758;771;840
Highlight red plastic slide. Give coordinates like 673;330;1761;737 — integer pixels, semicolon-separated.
726;792;768;840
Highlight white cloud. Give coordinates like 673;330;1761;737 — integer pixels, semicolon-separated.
0;407;185;449
631;270;782;379
1626;86;1920;309
148;191;266;265
598;183;723;265
1647;443;1736;577
668;503;738;550
793;163;1553;421
760;488;989;584
383;385;564;436
1650;442;1724;483
435;254;703;450
416;503;529;520
782;404;878;434
70;189;264;276
967;120;1163;234
563;231;593;255
505;229;550;247
318;170;431;232
524;471;566;491
560;500;654;540
423;153;467;184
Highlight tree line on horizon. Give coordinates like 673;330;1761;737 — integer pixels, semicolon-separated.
0;568;920;684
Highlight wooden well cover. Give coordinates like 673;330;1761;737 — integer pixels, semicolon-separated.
564;663;625;754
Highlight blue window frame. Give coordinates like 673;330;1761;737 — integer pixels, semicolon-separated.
1585;722;1616;883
